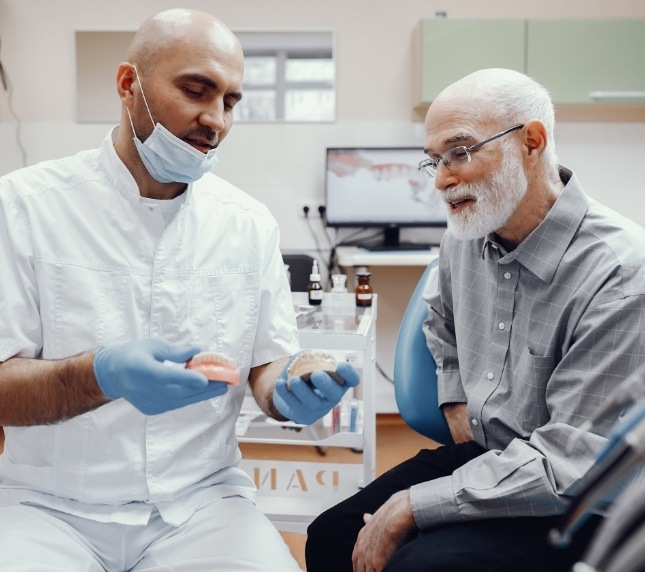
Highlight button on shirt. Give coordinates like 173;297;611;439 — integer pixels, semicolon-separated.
0;130;300;525
416;167;645;528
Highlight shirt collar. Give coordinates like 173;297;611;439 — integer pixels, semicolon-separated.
98;127;194;206
482;166;590;283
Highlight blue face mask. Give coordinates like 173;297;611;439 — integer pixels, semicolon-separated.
127;67;219;184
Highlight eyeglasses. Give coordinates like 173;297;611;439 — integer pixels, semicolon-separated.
418;124;524;179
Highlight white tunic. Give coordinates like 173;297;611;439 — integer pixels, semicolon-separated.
0;130;300;525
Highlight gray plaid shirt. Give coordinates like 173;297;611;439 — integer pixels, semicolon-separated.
411;167;645;528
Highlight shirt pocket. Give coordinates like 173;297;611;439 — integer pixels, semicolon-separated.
39;261;140;358
510;346;553;435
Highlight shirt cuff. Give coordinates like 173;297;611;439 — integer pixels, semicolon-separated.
409;475;461;529
437;369;467;407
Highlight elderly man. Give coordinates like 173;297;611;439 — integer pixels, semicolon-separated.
306;68;645;571
0;9;358;571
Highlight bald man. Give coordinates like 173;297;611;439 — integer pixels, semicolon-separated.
306;69;645;571
0;9;362;571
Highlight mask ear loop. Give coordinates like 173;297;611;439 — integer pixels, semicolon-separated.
128;64;156;137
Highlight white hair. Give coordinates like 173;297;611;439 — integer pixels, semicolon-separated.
488;73;559;170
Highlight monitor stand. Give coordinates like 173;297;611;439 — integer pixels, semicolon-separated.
361;227;432;252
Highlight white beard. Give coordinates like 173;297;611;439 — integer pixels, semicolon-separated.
444;147;528;241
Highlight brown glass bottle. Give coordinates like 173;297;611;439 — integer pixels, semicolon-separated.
355;268;373;307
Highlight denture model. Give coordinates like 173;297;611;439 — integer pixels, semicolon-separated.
286;350;344;390
186;351;240;386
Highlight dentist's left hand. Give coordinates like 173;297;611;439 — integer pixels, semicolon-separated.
273;354;360;425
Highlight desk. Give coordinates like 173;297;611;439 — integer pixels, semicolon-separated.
238;292;377;533
336;246;439;267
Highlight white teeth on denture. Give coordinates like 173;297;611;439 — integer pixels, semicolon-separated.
189;351;236;368
286;351;344;389
288;351;337;378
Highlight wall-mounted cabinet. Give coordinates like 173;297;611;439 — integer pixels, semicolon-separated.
418;20;526;106
416;19;645;121
526;20;645;105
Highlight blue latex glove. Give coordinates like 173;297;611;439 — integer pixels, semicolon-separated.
93;338;228;415
273;355;360;425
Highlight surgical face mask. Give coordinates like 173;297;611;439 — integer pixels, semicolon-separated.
127;66;219;184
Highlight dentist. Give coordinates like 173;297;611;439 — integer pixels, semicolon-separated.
0;9;357;571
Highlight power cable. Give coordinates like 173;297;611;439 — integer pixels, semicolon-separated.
326;227;389;282
376;360;394;384
317;205;335;250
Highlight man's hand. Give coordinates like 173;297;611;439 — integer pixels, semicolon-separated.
352;490;417;572
443;402;474;443
273;357;360;425
93;338;228;415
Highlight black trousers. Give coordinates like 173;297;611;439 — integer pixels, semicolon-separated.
305;442;602;571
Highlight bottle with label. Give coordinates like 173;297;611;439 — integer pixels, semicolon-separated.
307;260;323;306
355;267;373;307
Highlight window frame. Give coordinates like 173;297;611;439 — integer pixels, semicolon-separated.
235;31;335;123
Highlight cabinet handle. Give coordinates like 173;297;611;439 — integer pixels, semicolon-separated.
588;90;645;101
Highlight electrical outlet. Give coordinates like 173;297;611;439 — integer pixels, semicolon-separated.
298;200;325;219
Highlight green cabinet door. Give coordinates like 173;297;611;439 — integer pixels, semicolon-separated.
419;19;526;104
527;20;645;104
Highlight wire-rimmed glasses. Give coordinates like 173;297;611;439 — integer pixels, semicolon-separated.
418;124;525;179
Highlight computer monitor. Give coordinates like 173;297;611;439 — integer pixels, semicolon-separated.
324;147;448;249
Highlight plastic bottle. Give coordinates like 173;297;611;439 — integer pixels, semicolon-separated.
331;404;341;433
307;260;323;306
331;273;348;293
330;273;348;309
355;267;373;307
349;399;359;433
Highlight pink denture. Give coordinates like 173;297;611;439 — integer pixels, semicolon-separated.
186;351;240;386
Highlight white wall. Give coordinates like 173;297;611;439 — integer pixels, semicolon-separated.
1;0;645;238
1;0;644;410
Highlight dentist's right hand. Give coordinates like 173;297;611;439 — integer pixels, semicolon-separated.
93;338;228;415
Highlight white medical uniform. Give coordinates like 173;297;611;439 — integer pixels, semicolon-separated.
0;129;302;570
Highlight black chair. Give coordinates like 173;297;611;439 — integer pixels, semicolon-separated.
282;254;317;292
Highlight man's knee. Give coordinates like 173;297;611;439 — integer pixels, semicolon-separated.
307;505;340;545
0;505;102;571
306;505;359;572
383;541;462;572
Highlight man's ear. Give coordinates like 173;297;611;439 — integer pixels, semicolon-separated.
116;62;136;107
523;119;548;165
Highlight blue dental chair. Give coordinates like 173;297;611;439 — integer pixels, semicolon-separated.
393;258;454;445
